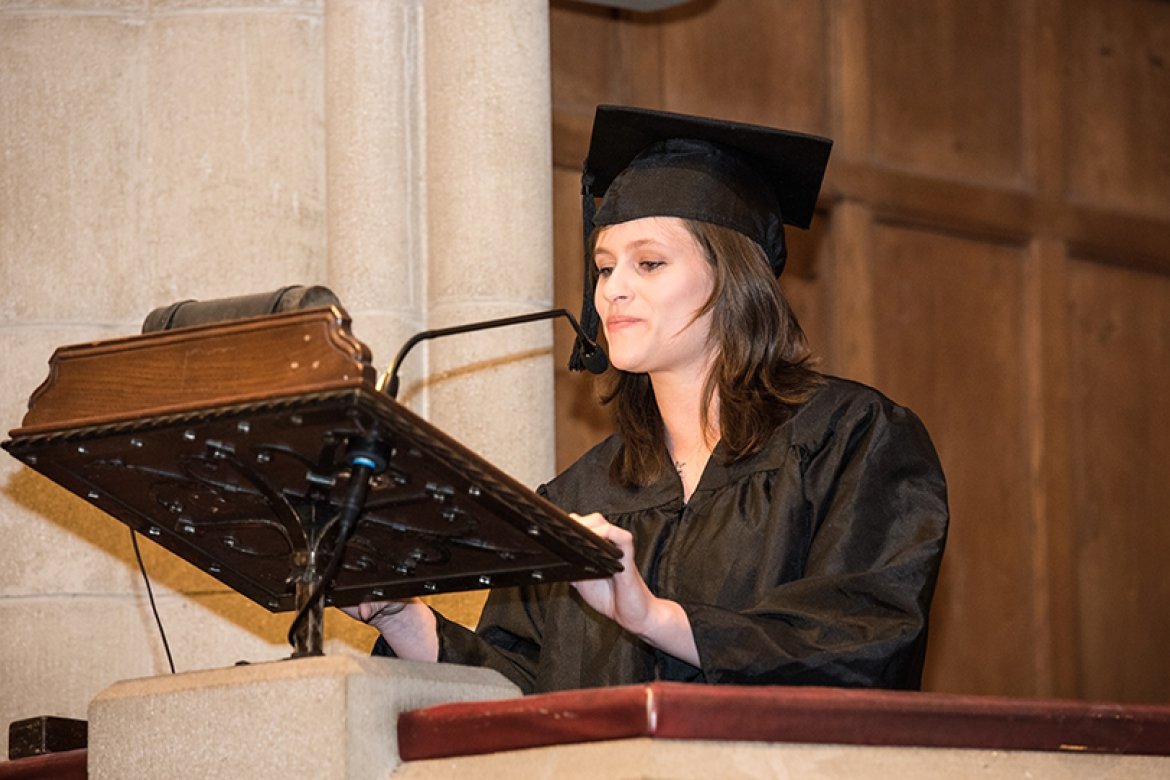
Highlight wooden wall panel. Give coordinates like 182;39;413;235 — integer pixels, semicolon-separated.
1063;0;1170;218
548;0;835;473
550;3;633;469
779;211;832;369
550;0;1170;703
553;165;613;469
655;0;830;132
1066;258;1170;703
549;2;624;113
865;0;1024;186
868;223;1038;696
550;1;664;161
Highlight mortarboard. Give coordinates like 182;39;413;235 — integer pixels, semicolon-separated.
570;105;832;370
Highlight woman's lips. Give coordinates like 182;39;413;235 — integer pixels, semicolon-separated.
605;316;640;332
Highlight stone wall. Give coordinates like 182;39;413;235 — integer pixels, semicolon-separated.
0;0;553;756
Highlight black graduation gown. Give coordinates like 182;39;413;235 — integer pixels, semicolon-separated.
374;376;948;693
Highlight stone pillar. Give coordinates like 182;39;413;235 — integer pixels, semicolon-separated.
0;0;556;757
323;0;554;626
324;0;556;493
0;3;340;758
324;0;425;374
419;0;555;490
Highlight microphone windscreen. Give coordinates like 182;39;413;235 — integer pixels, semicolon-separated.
579;342;609;375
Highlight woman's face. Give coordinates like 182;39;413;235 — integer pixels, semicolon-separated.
593;216;717;379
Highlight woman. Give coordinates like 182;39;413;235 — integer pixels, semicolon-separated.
348;106;948;692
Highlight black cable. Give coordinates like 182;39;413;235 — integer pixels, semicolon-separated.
285;462;374;652
130;529;176;674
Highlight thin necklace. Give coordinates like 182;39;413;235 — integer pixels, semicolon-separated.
672;445;709;476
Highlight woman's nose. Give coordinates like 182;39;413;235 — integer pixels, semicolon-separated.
600;263;631;302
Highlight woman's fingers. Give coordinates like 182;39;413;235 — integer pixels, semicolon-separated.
570;512;633;550
570;511;607;533
339;600;404;623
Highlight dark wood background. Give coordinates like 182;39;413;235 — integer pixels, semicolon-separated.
547;0;1170;703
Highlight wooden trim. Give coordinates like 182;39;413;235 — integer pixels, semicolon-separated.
828;0;870;159
1023;238;1079;698
821;163;1170;272
557;121;1170;276
0;749;86;780
398;682;1170;761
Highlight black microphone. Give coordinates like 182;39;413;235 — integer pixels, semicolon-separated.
377;308;608;398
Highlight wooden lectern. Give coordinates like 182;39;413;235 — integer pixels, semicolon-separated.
2;297;620;656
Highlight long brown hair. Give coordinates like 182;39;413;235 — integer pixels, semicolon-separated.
596;219;822;487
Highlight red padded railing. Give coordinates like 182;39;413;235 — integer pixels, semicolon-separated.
398;682;1170;761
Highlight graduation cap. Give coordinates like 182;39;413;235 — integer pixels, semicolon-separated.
569;105;832;371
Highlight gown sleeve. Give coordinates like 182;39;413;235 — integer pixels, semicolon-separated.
433;586;546;693
371;519;558;695
681;392;948;689
370;592;545;694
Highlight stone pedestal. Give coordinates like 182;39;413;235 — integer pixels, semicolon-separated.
87;655;520;780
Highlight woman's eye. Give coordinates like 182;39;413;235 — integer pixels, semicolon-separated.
595;266;613;278
639;260;665;271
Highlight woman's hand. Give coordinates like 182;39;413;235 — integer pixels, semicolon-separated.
341;600;403;624
339;598;439;662
569;512;700;667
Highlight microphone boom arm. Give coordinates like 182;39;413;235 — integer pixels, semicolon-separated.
377;308;606;397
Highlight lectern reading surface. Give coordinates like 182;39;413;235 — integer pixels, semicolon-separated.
2;306;621;655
